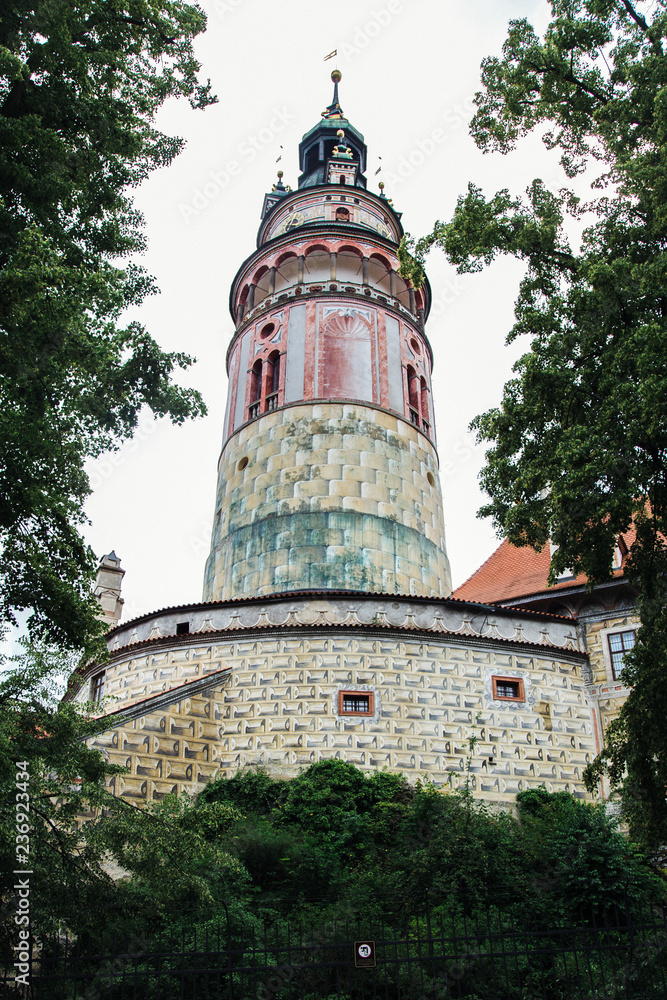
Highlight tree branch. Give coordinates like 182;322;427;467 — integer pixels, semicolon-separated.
620;0;664;55
620;0;650;33
526;60;609;105
31;804;112;883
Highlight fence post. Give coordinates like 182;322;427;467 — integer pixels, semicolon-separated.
219;899;233;1000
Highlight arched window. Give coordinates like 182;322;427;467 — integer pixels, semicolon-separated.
303;248;330;283
336;246;363;285
238;284;250;324
367;254;392;295
339;176;346;185
407;366;419;426
249;359;262;419
248;353;282;421
420;377;430;436
267;351;281;410
273;253;299;295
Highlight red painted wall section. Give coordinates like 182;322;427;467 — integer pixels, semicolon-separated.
222;183;436;443
223;299;434;441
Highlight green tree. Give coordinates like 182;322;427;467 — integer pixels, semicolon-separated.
192;765;663;923
515;787;658;912
88;792;249;936
400;0;667;847
0;643;249;945
0;1;214;652
0;643;128;942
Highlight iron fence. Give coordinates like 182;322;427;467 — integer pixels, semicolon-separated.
2;903;667;999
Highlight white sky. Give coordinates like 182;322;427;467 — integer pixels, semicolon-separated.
82;0;570;624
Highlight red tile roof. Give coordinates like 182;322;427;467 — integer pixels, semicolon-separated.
453;532;632;605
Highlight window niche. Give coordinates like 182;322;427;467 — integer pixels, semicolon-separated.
608;629;636;681
249;359;262;420
338;690;374;717
491;676;525;702
266;351;281;411
247;350;283;420
90;671;106;703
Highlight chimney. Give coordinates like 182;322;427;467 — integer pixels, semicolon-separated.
94;551;125;627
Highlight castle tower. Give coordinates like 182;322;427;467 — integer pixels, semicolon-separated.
203;72;452;601
73;76;596;807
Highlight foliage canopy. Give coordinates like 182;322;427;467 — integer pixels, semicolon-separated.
0;642;248;948
399;0;667;847
3;748;663;983
0;0;214;651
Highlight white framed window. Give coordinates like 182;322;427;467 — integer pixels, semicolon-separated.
607;630;636;681
90;671;105;702
599;624;637;683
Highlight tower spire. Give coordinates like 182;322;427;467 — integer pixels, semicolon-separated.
322;69;344;119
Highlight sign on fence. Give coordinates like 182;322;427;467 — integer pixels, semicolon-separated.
354;940;376;968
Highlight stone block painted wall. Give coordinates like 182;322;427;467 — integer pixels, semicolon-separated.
87;630;595;808
203;403;451;600
582;610;640;753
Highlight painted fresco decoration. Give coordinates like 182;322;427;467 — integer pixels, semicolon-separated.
73;70;633;814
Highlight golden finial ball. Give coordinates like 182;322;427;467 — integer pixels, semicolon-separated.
337;129;344;139
277;170;283;178
379;181;385;189
331;69;342;83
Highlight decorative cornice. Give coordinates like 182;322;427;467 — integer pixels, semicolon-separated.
226;282;430;371
95;595;585;668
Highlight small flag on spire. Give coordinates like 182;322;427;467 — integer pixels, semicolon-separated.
324;49;337;61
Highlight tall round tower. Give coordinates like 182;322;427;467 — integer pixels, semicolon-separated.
72;74;594;807
203;73;452;601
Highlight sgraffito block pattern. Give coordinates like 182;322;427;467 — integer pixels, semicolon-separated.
204;404;451;601
583;613;639;741
87;632;595;807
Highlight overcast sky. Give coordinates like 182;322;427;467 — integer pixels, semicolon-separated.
82;0;568;624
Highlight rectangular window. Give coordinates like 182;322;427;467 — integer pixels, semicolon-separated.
608;630;636;680
338;691;374;716
176;621;190;635
492;676;524;702
90;671;105;703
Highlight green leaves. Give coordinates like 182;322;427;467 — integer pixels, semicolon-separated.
408;0;667;844
191;765;663;924
0;1;214;649
0;642;128;940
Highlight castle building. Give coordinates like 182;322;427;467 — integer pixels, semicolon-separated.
70;75;619;808
452;535;640;795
